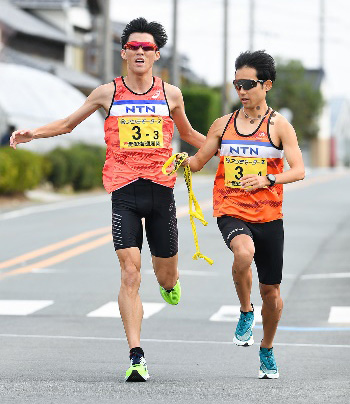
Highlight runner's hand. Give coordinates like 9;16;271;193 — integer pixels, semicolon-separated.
10;129;34;149
180;157;190;167
241;174;269;191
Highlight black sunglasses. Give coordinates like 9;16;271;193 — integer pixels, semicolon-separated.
233;79;265;91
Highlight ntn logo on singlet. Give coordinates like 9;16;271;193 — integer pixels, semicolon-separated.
230;145;259;155
221;139;284;159
110;99;169;117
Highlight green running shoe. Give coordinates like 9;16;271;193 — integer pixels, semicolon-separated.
125;351;150;382
160;279;181;305
259;347;279;379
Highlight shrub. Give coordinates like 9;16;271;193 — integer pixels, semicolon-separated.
46;148;71;189
46;144;106;191
181;86;221;154
0;147;47;194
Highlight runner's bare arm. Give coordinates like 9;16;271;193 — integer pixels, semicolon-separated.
10;83;114;149
188;115;231;172
163;83;206;149
240;114;305;190
274;116;305;184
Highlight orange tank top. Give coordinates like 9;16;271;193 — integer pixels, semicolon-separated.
103;76;175;193
213;109;284;223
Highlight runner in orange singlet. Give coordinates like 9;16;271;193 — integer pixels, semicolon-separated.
10;17;206;382
184;51;305;379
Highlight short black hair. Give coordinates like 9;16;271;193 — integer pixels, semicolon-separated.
235;50;276;82
121;17;168;49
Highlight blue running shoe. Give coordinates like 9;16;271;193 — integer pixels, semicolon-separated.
259;347;279;379
233;304;255;346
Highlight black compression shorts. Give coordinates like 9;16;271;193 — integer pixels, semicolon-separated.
217;216;284;285
111;179;178;258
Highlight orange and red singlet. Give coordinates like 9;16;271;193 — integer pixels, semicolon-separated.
213;109;284;223
103;76;175;193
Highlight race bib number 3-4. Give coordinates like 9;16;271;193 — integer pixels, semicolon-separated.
118;117;164;149
224;157;267;188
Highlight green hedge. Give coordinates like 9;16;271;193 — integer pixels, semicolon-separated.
0;147;48;194
47;144;106;191
181;86;221;153
0;144;106;195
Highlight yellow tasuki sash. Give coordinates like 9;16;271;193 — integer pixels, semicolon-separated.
162;153;214;266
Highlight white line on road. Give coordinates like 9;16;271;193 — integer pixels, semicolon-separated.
0;179;214;221
0;195;109;221
87;302;165;319
144;269;218;276
31;268;60;273
0;333;349;349
3;171;346;221
328;306;350;324
0;300;53;315
301;273;350;280
210;305;263;323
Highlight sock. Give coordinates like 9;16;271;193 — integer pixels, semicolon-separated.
130;347;144;358
241;303;254;314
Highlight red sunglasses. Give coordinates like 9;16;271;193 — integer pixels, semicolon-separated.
124;41;159;51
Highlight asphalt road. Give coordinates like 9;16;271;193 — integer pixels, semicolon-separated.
0;168;349;404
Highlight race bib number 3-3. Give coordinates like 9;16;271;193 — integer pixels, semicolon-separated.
224;157;267;188
118;117;164;149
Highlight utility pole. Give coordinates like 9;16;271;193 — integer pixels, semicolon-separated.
249;0;255;51
221;0;229;115
101;0;113;83
171;0;180;87
319;0;325;70
171;0;180;152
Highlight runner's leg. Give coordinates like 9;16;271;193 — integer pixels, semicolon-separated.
145;181;179;291
117;247;143;349
152;254;178;290
230;234;255;312
259;283;283;348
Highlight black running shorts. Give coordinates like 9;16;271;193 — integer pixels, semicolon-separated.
217;216;284;285
111;179;178;258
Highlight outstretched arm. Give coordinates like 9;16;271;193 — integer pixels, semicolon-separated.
10;83;113;149
188;115;231;172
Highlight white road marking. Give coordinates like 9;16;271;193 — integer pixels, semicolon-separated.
210;305;262;323
1;171;348;221
0;300;53;315
0;195;109;221
301;273;350;280
87;301;165;319
0;179;213;222
31;268;60;273
144;269;218;276
328;306;350;323
0;333;349;348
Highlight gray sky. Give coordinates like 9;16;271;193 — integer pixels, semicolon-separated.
111;0;350;99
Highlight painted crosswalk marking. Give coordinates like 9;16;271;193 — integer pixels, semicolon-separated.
87;302;166;319
328;306;350;323
0;300;349;325
0;300;53;315
209;305;262;323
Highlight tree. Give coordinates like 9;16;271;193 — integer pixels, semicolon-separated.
267;60;324;142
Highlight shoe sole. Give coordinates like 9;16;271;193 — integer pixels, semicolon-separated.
125;370;150;382
259;370;279;379
233;318;255;346
233;335;254;346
